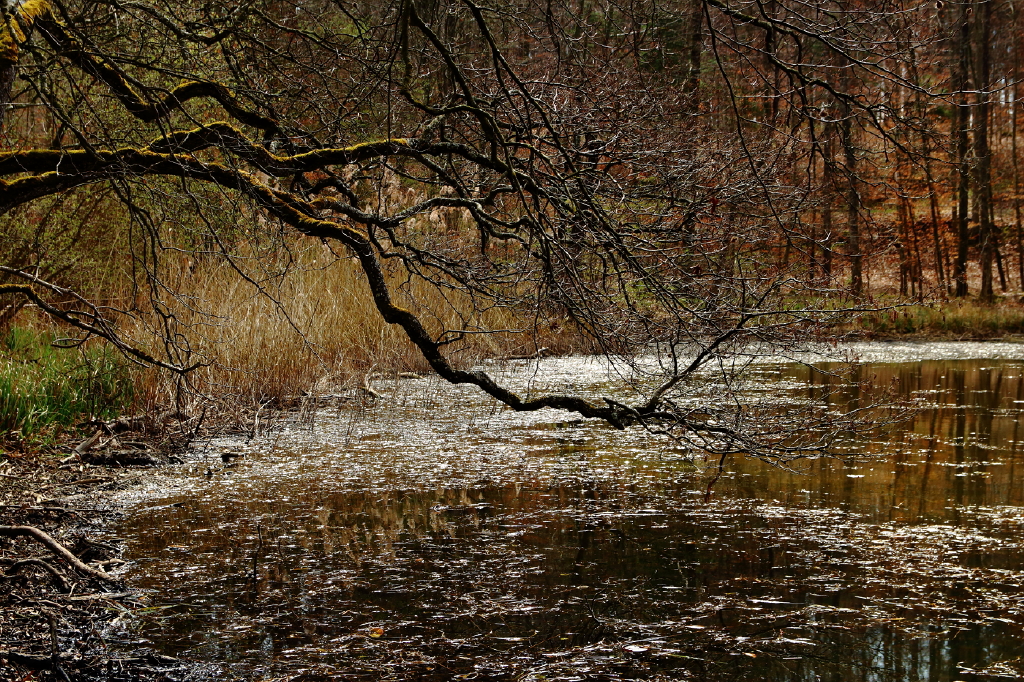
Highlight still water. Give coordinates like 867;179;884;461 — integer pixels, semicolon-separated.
112;342;1024;680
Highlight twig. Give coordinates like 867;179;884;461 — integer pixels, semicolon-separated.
3;558;71;593
0;526;117;582
189;405;208;440
248;399;270;443
65;592;133;601
44;609;72;682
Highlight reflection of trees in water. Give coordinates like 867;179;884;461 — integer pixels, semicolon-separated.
117;357;1024;679
125;483;1024;679
781;359;1024;513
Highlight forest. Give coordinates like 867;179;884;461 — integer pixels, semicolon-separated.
0;0;1021;440
6;2;1024;681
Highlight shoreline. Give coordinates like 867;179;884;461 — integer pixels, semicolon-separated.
0;435;220;681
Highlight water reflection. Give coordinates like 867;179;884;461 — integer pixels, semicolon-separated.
114;348;1024;681
746;359;1024;521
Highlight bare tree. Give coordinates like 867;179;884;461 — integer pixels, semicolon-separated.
0;0;930;461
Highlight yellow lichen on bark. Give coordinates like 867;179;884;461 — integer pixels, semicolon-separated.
0;0;52;65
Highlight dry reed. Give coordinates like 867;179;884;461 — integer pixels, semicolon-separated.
125;243;532;415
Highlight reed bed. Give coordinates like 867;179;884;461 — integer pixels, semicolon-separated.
2;180;586;441
0;247;530;444
125;246;534;416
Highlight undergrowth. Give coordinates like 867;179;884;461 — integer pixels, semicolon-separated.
0;326;134;446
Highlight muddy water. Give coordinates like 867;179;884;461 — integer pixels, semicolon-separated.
113;343;1024;680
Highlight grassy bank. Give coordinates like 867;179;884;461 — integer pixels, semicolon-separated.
856;299;1024;339
0;326;134;447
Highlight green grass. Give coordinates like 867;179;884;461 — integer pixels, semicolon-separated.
857;300;1024;338
0;326;134;443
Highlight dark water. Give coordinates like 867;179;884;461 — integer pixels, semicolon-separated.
111;343;1024;680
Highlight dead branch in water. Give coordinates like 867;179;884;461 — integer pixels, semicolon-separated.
361;367;383;399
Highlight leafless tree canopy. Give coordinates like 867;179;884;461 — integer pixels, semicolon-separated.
0;0;977;458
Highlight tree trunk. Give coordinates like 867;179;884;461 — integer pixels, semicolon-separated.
839;56;862;295
841;111;862;294
953;5;972;298
820;122;836;279
908;36;948;293
898;194;910;296
975;0;995;301
682;0;704;105
906;194;925;299
1013;0;1023;290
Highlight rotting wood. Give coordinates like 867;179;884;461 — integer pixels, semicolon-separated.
0;526;117;583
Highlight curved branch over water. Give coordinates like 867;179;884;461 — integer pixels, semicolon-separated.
0;0;916;460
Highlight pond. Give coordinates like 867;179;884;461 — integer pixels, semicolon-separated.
110;342;1024;681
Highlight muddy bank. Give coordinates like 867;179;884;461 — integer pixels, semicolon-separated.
0;427;221;682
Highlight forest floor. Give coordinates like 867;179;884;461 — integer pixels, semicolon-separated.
0;428;222;682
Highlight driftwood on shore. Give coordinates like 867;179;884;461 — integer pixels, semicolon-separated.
0;525;117;583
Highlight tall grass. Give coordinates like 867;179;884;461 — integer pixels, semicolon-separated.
2;176;586;427
126;247;536;414
0;327;134;441
0;249;533;442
